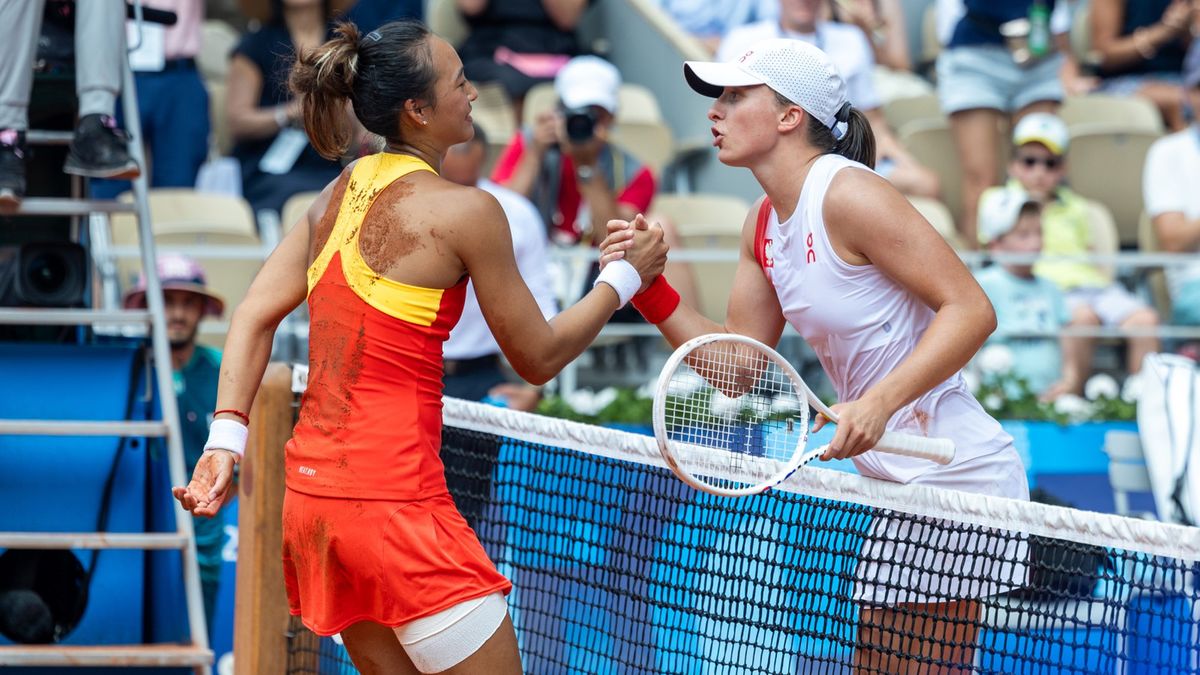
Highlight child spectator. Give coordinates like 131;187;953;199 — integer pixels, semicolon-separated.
975;186;1076;399
1008;112;1161;384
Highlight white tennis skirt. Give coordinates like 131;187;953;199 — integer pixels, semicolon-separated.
853;448;1030;606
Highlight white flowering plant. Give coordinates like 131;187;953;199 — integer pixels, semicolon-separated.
972;345;1136;423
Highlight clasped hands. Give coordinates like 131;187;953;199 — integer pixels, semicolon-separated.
599;213;669;292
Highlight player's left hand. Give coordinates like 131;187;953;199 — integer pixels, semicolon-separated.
813;398;890;461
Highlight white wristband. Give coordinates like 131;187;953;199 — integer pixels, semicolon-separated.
592;259;641;308
204;418;248;459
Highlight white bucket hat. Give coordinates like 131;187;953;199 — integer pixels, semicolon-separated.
684;38;850;138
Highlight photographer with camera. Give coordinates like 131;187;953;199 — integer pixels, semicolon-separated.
491;56;696;308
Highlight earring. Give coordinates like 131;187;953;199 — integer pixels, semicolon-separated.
422;120;428;125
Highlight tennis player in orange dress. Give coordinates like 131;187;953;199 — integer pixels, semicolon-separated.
172;20;667;674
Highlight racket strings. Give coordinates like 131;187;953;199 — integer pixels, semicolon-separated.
665;344;809;493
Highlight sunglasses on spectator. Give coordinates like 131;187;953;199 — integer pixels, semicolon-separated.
1016;155;1063;170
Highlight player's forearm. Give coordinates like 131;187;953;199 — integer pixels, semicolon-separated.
213;306;285;418
862;301;996;416
515;290;620;383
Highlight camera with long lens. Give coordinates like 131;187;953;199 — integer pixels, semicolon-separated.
563;107;599;143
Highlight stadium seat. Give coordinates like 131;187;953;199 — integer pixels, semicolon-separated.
110;190;264;348
907;195;964;250
205;79;232;157
280;191;322;234
1065;125;1161;247
470;82;519;173
198;20;239;84
427;0;469;48
1060;95;1164;134
1138;212;1172;318
883;93;943;134
653;193;750;322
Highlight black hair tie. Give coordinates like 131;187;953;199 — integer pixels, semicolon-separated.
834;102;852;124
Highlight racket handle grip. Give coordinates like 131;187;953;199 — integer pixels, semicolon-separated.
874;432;956;465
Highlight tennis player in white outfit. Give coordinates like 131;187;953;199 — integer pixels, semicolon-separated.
600;39;1029;672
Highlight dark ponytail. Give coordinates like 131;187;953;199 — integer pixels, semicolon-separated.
786;93;877;170
290;20;436;160
833;106;876;169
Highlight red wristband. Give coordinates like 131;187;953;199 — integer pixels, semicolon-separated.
630;275;680;324
214;409;250;425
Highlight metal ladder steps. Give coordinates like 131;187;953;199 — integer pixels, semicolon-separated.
0;309;152;325
0;645;212;667
0;420;168;436
12;198;135;216
0;532;186;549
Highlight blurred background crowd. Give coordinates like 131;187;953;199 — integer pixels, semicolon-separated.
3;0;1200;406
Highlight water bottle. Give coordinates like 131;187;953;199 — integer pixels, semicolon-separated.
1028;0;1051;59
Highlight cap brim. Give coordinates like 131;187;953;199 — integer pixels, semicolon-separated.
122;283;225;318
1015;134;1064;155
683;61;766;98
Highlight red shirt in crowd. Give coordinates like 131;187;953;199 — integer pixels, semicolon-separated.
490;132;656;244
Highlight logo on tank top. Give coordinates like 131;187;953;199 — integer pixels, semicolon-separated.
806;233;816;264
761;238;774;269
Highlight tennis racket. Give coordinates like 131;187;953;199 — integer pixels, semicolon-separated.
652;333;955;497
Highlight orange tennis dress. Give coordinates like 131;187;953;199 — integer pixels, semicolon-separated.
282;153;511;636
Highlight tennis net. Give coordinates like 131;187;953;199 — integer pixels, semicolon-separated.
287;398;1200;674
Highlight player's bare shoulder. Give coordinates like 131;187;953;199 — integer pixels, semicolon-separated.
421;178;507;237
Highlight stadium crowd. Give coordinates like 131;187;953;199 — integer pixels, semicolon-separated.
2;0;1199;401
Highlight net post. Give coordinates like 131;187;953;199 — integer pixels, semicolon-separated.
234;363;298;675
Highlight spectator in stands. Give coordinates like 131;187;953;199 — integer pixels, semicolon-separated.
457;0;591;119
441;124;558;411
1091;0;1196;131
936;0;1090;247
1008;112;1160;382
1144;42;1200;358
719;0;941;200
227;0;343;222
653;0;779;55
828;0;932;102
440;125;557;529
0;1;140;210
93;0;211;199
491;55;696;307
123;254;227;634
828;0;910;73
975;186;1075;399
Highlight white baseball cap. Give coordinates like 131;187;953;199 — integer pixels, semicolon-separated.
555;56;621;114
1012;112;1070;155
978;185;1040;245
684;38;850;136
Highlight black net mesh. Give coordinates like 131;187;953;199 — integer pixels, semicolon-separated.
287;404;1200;674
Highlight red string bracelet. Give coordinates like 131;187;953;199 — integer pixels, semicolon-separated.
214;409;250;425
630;275;681;324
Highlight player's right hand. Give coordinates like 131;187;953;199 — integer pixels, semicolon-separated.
619;214;669;291
172;449;238;518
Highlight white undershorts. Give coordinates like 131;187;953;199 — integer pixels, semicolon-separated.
393;592;508;673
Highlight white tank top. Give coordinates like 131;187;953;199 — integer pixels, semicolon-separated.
760;154;1013;484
